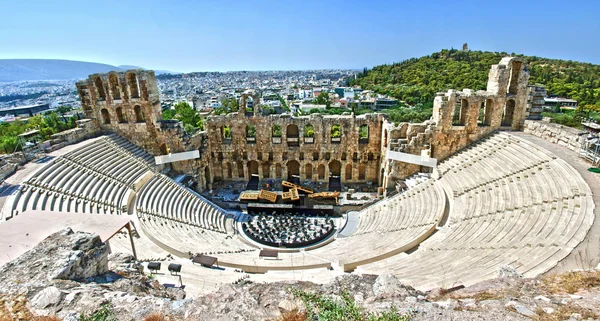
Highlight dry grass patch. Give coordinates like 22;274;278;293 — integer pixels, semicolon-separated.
535;304;598;321
143;313;175;321
278;309;307;321
541;270;600;294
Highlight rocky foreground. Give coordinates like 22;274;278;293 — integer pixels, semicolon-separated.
0;229;599;320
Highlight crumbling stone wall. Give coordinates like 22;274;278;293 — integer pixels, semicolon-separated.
523;119;582;151
74;57;530;194
76;70;172;156
382;57;530;188
203;111;385;188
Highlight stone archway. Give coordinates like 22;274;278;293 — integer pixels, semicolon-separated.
328;160;341;177
248;160;259;176
287;160;300;179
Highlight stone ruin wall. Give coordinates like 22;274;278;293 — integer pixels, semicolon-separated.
383;57;530;189
523;119;582;152
203;110;386;191
73;57;530;193
76;70;173;156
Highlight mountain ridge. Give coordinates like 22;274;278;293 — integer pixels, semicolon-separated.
0;59;178;82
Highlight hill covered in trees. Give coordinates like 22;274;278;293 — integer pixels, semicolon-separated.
351;49;600;108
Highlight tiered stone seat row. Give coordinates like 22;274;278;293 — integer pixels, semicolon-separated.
307;179;446;269
7;134;154;218
136;174;228;233
357;133;594;290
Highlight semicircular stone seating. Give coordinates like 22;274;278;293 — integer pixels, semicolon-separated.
134;173;254;255
8;134;154;217
357;132;595;290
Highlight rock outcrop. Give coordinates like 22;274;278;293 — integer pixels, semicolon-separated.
1;228;600;321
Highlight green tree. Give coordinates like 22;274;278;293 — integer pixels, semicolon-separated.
331;124;341;138
272;124;282;137
247;125;256;137
221;97;239;112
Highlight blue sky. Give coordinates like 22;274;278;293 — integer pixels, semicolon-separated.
1;0;598;72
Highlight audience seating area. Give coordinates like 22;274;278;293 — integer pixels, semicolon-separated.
7;134;154;218
357;132;595;290
135;173;253;254
309;179;446;270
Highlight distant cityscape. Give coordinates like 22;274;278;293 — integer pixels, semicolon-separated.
0;68;580;122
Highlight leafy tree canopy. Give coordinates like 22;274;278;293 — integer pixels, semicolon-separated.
351;49;600;108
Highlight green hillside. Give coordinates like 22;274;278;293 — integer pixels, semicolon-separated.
351;49;600;108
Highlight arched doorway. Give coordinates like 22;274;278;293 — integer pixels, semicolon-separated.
305;164;313;180
317;164;325;180
247;160;259;176
287;160;300;179
345;163;353;180
328;160;341;177
502;100;515;127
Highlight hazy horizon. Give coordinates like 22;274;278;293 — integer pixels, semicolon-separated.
1;0;599;72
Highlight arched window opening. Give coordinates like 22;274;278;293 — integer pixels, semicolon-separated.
246;125;256;143
275;163;282;178
116;107;127;123
359;164;366;180
345;163;353;180
305;164;313;180
286;124;299;146
508;61;523;95
94;76;106;101
100;108;111;124
222;126;232;140
452;98;468;126
134;105;145;123
330;124;341;143
478;99;493;126
109;73;120;100
317;164;325;180
304;124;314;143
262;163;270;179
127;73;140;99
359;124;369;143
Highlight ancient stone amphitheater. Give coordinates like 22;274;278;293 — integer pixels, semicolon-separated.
1;57;596;294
